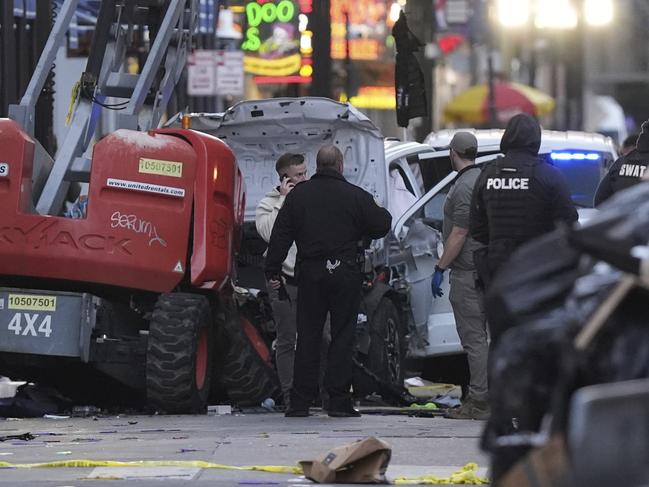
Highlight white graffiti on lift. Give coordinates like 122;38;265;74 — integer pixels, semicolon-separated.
110;211;167;247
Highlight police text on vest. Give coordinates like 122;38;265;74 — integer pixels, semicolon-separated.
486;178;529;190
619;164;647;178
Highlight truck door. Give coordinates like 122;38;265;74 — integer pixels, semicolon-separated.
391;153;496;358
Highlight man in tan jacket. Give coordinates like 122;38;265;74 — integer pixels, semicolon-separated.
255;153;307;407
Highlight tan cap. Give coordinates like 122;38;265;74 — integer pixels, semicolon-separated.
447;132;478;158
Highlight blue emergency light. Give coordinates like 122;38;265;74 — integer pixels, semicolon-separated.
550;152;601;161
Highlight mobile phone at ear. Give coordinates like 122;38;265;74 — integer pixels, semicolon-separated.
280;174;288;182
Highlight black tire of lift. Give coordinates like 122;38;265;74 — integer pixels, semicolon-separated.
146;293;213;414
218;308;279;407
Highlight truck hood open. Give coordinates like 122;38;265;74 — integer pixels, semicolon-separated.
184;97;387;222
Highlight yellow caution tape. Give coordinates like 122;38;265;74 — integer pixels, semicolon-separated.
65;80;81;125
393;463;490;485
0;459;301;474
0;459;487;484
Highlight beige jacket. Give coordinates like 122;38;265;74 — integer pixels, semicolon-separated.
255;188;297;277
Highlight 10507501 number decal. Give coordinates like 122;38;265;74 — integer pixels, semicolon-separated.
138;158;183;178
8;294;56;312
7;313;52;338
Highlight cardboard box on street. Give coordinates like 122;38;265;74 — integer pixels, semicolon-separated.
299;436;391;484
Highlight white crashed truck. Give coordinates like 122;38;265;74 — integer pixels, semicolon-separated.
181;98;410;396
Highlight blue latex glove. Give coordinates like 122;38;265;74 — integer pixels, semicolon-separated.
431;269;444;298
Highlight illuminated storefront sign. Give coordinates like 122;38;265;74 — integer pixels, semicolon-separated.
244;53;302;76
242;0;313;83
330;0;388;61
340;86;396;110
330;0;397;110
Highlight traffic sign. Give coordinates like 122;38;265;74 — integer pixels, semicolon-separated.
187;50;244;97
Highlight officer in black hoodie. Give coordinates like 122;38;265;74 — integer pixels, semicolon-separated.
594;120;649;206
470;114;578;289
266;144;392;418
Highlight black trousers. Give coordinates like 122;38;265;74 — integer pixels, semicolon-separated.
290;259;362;411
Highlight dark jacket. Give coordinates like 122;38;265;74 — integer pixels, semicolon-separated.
470;114;578;276
594;122;649;206
393;11;427;128
265;169;392;276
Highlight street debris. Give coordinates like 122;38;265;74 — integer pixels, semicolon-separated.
358;406;445;418
0;433;35;442
429;395;461;409
351;381;464;416
409;403;438;410
0;377;27;399
207;405;232;415
139;429;181;433
404;377;426;387
0;383;72;418
261;398;275;411
300;436;391;484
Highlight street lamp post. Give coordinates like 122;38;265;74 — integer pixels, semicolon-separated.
494;0;613;130
565;2;585;130
310;0;333;98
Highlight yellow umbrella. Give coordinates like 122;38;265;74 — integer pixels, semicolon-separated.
444;81;555;125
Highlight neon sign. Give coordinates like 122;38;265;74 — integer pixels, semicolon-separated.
340;86;396;110
242;0;296;52
242;0;312;81
330;0;389;61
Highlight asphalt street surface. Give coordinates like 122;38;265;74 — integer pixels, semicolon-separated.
0;409;489;485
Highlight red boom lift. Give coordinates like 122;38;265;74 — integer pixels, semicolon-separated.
0;0;277;412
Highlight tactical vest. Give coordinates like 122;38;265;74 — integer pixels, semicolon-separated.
481;157;555;246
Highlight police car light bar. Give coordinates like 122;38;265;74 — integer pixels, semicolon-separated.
550;152;600;161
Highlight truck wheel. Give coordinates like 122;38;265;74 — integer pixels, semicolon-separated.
355;298;406;397
218;307;279;407
146;293;213;414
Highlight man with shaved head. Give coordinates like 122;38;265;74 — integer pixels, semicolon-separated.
266;144;391;418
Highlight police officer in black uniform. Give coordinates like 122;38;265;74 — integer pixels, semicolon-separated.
594;120;649;206
266;145;392;418
470;113;578;293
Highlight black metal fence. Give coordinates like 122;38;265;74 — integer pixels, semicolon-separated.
0;0;55;153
